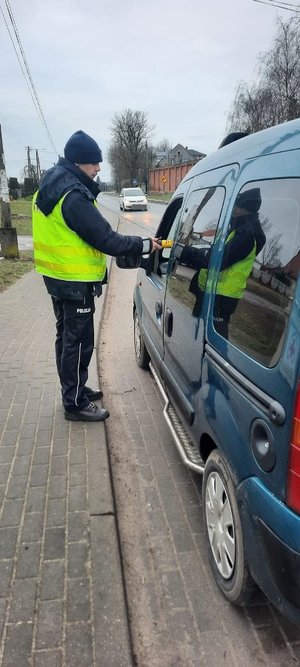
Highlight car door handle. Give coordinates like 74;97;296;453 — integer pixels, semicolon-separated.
165;308;173;337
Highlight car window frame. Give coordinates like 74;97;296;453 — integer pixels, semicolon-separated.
211;176;300;368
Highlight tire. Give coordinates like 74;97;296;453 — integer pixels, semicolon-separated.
134;310;150;369
203;450;254;606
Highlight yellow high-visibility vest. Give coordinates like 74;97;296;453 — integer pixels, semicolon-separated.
32;191;107;282
198;230;256;298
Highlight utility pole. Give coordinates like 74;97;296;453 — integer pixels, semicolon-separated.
145;140;148;194
27;145;31;177
26;147;41;188
36;150;41;182
0;124;19;258
0;125;10;215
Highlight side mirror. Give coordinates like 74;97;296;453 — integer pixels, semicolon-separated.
116;255;150;270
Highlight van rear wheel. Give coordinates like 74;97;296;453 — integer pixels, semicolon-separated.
134;311;150;369
203;450;254;605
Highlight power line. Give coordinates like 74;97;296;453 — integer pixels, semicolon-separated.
252;0;300;11
0;6;42;123
268;0;300;6
1;0;59;156
4;0;58;154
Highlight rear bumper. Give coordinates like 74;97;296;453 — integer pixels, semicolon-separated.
237;477;300;623
258;519;300;609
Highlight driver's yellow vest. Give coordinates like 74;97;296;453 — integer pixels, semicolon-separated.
32;191;107;282
197;230;256;298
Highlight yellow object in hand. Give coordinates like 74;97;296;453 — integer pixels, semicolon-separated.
161;239;173;248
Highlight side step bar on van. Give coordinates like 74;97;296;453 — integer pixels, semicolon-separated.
149;362;205;474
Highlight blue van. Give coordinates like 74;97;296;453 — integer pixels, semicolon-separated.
117;118;300;624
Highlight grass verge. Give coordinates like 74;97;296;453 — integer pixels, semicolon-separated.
0;250;34;293
0;199;34;292
11;198;32;235
148;192;172;202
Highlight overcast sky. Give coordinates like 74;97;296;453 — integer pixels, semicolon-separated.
0;0;289;181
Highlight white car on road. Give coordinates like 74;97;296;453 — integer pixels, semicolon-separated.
119;187;148;211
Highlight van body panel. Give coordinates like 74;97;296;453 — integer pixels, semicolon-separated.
239;476;300;552
202;352;293;500
180;118;300;186
237;477;300;622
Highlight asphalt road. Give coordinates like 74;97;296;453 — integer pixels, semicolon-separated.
99;192;167;236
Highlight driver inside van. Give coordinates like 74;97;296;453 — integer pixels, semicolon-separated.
175;188;266;334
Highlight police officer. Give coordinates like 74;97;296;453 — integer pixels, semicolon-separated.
174;187;266;330
33;130;160;422
213;187;266;337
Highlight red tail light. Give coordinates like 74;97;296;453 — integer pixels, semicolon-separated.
287;386;300;513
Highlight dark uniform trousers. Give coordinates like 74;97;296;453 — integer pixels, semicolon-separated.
51;290;95;412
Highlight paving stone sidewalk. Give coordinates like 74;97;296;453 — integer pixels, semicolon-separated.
0;261;132;665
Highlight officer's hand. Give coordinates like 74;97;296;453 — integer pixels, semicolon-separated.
151;238;162;252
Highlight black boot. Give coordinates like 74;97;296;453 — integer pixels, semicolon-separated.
65;402;110;422
84;386;103;401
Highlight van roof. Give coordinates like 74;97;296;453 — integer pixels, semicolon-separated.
183;117;300;182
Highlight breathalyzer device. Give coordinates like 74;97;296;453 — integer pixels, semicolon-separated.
160;240;173;248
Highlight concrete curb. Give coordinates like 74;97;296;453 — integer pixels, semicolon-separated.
89;207;133;665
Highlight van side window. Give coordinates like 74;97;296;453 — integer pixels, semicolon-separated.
168;187;225;315
160;200;183;260
155;197;184;277
213;179;300;367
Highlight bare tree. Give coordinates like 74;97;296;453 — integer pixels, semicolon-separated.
107;141;130;190
227;82;277;133
258;217;283;267
261;233;283;267
261;18;300;122
227;17;300;133
108;109;155;187
155;138;172;153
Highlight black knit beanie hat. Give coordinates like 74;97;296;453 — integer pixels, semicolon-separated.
236;187;262;213
64;130;103;164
